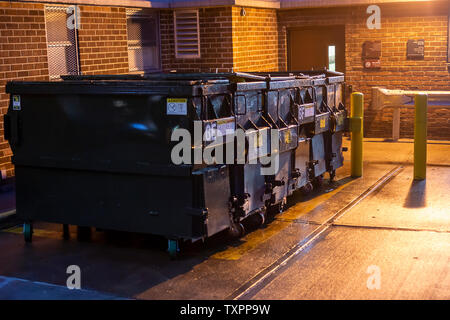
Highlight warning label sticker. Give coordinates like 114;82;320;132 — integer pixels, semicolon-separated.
167;98;187;115
320;118;326;128
12;95;21;110
284;130;292;144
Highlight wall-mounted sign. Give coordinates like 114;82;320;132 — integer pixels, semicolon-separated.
407;39;425;59
364;60;381;69
363;41;381;69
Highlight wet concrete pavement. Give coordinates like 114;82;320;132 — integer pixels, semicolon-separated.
252;165;450;299
252;227;450;299
0;139;448;299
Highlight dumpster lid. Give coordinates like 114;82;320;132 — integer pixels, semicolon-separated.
62;72;270;82
5;78;231;96
61;74;230;85
143;72;267;82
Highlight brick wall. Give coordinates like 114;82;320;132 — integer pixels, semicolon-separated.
160;6;279;73
0;1;49;177
1;2;449;180
231;6;278;72
278;2;450;140
77;5;129;75
160;7;234;73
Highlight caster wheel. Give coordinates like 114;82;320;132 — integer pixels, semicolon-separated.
329;170;336;183
23;223;33;243
312;175;324;189
274;203;283;214
237;223;245;237
277;197;287;213
63;224;70;240
77;226;92;242
246;211;267;229
228;222;245;238
300;182;313;195
258;211;266;226
168;239;179;259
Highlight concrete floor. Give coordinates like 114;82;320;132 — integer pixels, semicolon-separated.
0;138;448;299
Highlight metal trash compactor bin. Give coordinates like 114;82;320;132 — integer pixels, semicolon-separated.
5;75;239;256
5;71;348;257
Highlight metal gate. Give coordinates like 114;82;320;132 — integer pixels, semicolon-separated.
45;6;80;80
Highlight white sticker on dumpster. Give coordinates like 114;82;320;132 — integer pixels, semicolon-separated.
167;98;187;115
216;118;235;136
12;95;21;110
305;104;314;118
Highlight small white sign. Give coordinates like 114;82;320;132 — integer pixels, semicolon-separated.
167;98;187;115
305;105;314;118
204;122;217;142
216;118;235;136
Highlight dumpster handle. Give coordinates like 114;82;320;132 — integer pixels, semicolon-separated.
225;93;234;116
288;93;299;126
235;94;247;116
3;114;10;142
276;90;290;128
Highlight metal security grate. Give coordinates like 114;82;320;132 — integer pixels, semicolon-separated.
126;9;161;72
45;6;79;80
174;10;200;59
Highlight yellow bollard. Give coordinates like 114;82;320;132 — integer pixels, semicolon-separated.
414;94;427;180
350;92;364;177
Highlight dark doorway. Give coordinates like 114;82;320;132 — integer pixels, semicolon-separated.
288;26;345;72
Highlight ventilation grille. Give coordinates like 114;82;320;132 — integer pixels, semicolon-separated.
174;10;200;59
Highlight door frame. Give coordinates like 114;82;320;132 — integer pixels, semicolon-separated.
287;25;346;72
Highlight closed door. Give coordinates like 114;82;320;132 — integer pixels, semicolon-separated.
288;26;345;72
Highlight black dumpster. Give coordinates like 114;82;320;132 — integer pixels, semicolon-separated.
5;76;238;256
263;76;300;210
5;71;348;257
323;74;347;179
229;78;271;230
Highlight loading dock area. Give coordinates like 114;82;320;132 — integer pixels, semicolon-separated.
0;0;449;305
0;138;448;300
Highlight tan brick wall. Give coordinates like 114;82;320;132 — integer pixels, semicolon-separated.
160;6;279;73
77;5;129;75
160;7;234;73
231;6;278;72
0;1;49;177
278;2;450;140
